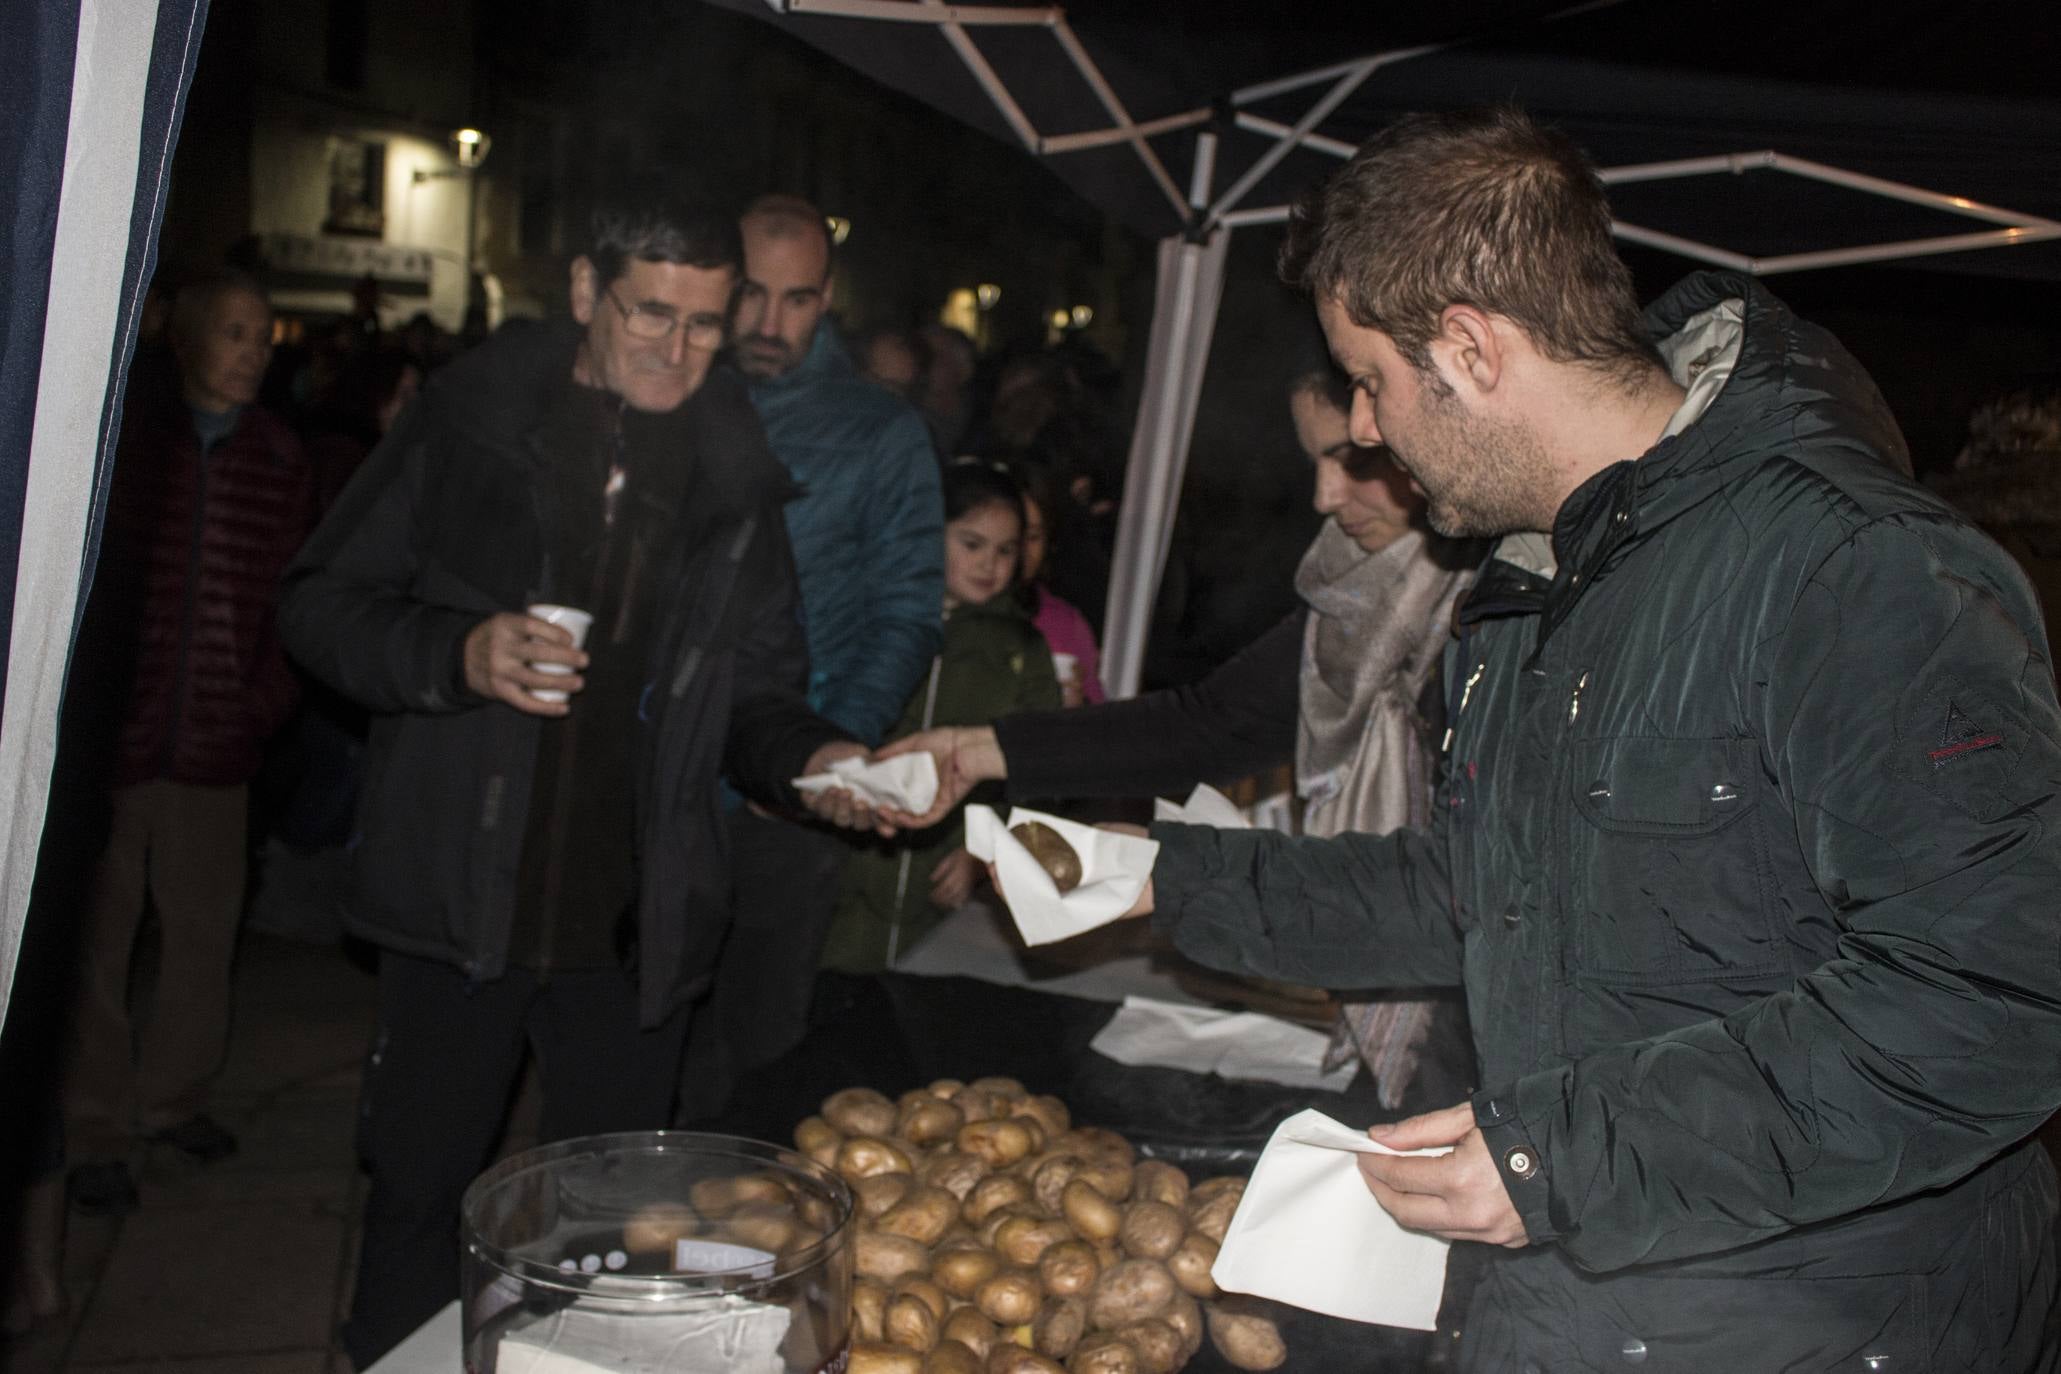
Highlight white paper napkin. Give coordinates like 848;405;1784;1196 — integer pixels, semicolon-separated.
496;1293;791;1374
1212;1108;1452;1329
963;805;1159;946
790;753;939;813
1089;996;1357;1092
1152;782;1251;829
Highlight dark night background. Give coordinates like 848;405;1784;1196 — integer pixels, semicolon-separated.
148;0;2061;687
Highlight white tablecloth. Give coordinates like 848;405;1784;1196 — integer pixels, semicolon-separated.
365;1301;461;1373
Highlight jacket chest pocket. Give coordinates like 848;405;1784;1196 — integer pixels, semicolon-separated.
1567;736;1782;983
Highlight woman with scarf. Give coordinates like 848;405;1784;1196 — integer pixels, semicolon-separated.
875;371;1484;1367
878;369;1482;1110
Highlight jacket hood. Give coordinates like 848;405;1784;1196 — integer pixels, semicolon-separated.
1549;273;1912;582
1505;273;1913;654
1928;451;2061;533
414;318;795;524
1624;272;1910;513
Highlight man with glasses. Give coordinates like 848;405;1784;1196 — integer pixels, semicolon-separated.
672;194;943;1122
281;192;875;1368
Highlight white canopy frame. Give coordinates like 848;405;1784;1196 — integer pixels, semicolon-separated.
752;0;2061;697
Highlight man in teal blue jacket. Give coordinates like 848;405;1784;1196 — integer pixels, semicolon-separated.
676;193;943;1120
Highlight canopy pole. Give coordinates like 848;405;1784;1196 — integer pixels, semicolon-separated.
1100;129;1229;701
1607;223;1756;271
1232;111;1357;160
918;0;1041;150
1203;53;1414;228
781;0;1060;25
1752;224;2061;274
1188;129;1217;209
1048;20;1189;220
1041;109;1210;156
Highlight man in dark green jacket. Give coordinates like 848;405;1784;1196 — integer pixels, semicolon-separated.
1118;110;2061;1369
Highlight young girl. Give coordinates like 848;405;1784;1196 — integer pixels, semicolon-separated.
1016;464;1105;706
821;463;1061;972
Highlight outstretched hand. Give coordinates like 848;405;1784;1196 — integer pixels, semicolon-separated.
796;740;876;831
1354;1103;1529;1247
869;726;1006;835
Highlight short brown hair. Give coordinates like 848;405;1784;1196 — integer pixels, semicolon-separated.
1287;368;1350;415
1279;107;1654;384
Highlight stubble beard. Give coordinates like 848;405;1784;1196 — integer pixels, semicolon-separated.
1412;391;1552;540
735;338;794;380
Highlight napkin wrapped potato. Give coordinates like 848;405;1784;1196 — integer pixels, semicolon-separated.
1010;821;1083;894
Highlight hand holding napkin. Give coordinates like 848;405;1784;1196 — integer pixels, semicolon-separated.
1211;1108;1451;1329
963;805;1158;946
791;753;939;814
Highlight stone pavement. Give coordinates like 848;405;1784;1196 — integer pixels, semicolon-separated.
3;934;378;1374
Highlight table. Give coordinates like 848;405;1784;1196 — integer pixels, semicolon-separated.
370;970;1469;1372
364;1300;460;1373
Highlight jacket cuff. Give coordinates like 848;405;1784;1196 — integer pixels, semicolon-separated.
443;616;484;708
1473;1079;1568;1247
1142;821;1211;940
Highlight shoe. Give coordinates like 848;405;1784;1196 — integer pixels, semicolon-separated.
142;1113;239;1163
65;1161;138;1216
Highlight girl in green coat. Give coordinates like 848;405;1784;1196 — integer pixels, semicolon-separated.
821;463;1061;971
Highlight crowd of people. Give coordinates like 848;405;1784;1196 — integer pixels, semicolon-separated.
0;187;1147;1362
6;104;2061;1373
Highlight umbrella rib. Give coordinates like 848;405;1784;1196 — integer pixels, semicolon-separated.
781;0;1060;24
1232;112;1356;160
1205;52;1410;229
914;0;1043;151
1047;18;1190;221
1040;108;1212;156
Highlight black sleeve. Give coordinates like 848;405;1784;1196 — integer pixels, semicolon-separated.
721;506;851;808
278;414;483;716
1146;819;1462;990
994;609;1305;801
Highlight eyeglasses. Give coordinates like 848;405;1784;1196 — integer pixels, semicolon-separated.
604;285;727;348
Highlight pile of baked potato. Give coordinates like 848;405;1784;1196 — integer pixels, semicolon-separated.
797;1078;1287;1374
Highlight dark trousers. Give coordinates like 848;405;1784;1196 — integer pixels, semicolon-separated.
340;952;687;1370
64;781;247;1160
674;808;848;1123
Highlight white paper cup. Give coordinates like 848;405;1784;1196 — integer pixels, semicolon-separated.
1052;651;1079;684
526;603;593;703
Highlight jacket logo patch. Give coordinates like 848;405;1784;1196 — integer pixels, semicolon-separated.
1929;702;2002;768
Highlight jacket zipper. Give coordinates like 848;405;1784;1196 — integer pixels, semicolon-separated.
1442;660;1487;754
1545;666;1589;1063
534;423;630;981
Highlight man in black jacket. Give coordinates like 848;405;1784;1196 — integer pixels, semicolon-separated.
888;109;2061;1369
281;194;872;1369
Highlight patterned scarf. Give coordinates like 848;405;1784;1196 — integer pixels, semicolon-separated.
1293;520;1474;1108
